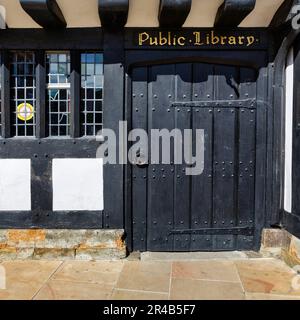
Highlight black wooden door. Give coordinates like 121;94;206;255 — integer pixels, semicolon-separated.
130;59;264;252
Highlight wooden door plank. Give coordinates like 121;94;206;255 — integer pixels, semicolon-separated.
190;63;214;251
173;63;192;251
147;64;175;251
131;67;148;251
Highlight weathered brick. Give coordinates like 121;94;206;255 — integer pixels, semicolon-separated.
288;236;300;264
33;248;75;260
282;248;300;268
0;230;7;243
35;230;124;250
0;229;126;260
0;247;34;260
75;248;126;261
261;229;290;249
7;230;46;249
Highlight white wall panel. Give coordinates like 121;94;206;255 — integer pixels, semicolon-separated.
53;158;104;211
284;48;294;213
240;0;285;27
126;0;160;27
0;159;31;211
0;0;40;28
56;0;100;28
183;0;223;27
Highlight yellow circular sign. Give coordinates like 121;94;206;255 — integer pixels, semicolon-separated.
17;103;34;121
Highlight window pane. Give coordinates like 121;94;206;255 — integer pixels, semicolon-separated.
58;54;67;63
46;52;71;137
10;51;36;137
81;52;103;136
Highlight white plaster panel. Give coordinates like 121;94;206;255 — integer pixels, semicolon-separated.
0;0;287;28
126;0;160;27
284;48;294;213
56;0;101;28
183;0;223;27
240;0;285;27
0;159;31;211
0;0;40;28
53;158;104;211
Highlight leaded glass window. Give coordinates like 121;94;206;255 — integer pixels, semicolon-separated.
46;52;71;137
81;52;103;136
10;51;36;137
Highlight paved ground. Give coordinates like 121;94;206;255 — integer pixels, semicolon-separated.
0;255;300;300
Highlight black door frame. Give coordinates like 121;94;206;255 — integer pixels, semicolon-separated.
125;49;270;252
284;34;300;237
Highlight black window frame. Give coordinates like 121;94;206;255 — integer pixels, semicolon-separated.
0;28;104;139
10;50;37;138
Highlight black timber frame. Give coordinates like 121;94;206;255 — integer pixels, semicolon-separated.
20;0;66;29
98;0;129;29
282;33;300;237
270;0;298;28
159;0;192;28
102;29;125;229
271;15;300;233
214;0;256;28
0;28;113;229
0;25;294;249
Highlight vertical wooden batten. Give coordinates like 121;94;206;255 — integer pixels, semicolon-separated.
159;0;192;28
1;51;10;138
70;50;80;138
19;0;66;28
98;0;129;28
36;50;46;139
214;0;256;28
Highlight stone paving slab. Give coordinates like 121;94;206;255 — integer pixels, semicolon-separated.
141;251;249;261
235;259;300;296
170;278;245;300
0;257;299;300
172;260;240;282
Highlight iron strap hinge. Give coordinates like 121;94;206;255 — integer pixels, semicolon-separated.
169;226;254;236
171;99;256;109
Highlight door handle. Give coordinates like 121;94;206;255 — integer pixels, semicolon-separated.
136;158;149;167
135;149;148;167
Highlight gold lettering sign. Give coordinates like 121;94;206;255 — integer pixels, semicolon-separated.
137;31;259;48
